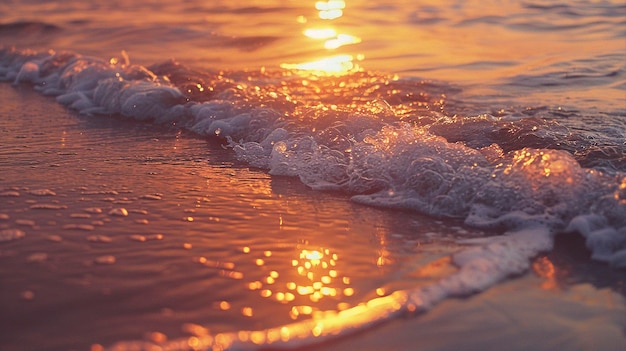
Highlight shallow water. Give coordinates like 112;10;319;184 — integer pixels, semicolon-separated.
1;0;625;350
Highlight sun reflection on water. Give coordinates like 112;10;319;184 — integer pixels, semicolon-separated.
281;54;358;74
315;0;346;20
532;256;557;290
304;28;337;40
282;0;363;75
324;33;361;50
238;244;356;323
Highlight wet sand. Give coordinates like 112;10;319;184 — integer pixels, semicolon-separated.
1;83;625;351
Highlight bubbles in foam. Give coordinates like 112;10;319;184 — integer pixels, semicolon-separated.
14;61;40;84
565;214;626;265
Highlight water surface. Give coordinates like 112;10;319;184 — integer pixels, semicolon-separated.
0;1;625;350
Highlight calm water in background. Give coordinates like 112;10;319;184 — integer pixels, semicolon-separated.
2;0;625;111
1;1;626;350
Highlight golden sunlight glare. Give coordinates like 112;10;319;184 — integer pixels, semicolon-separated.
324;33;362;50
280;54;357;74
316;0;346;19
302;249;324;261
304;28;337;40
282;0;362;75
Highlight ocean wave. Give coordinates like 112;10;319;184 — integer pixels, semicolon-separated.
1;46;623;261
1;47;625;350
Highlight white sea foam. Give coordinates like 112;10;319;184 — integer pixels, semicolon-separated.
565;214;626;265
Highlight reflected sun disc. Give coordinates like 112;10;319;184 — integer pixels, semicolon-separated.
280;55;359;75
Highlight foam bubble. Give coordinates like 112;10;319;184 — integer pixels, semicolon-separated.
14;61;40;84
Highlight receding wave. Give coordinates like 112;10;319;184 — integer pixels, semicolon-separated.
1;47;625;350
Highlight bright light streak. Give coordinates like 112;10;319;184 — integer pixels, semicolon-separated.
304;28;337;40
324;34;361;49
316;0;346;19
281;55;358;75
319;9;343;20
302;250;324;260
315;0;346;11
